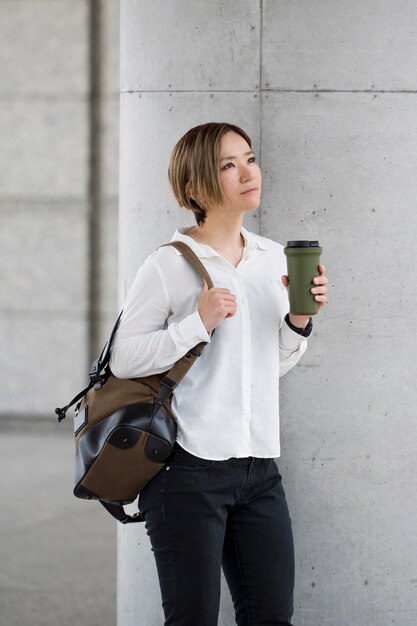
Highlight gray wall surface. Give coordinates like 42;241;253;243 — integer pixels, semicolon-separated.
118;1;417;625
0;0;120;418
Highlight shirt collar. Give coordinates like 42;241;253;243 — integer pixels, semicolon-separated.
169;226;266;257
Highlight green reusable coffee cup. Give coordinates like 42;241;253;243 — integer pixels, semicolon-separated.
284;240;322;315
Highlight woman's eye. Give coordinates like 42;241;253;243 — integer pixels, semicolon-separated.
222;156;256;170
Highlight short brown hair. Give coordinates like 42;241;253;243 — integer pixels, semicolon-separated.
168;122;252;226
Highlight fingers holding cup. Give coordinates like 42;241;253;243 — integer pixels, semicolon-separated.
311;265;328;309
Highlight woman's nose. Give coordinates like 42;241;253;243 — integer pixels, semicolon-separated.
239;165;253;182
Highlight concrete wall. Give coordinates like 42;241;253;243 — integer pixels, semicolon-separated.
118;1;417;625
0;0;119;418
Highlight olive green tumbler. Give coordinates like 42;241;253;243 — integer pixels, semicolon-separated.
284;241;322;315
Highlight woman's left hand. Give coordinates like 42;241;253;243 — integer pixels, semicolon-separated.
281;264;328;328
311;264;328;310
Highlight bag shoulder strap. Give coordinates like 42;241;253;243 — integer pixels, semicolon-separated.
159;241;214;288
151;241;216;411
56;241;214;421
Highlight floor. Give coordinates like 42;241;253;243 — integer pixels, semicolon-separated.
0;419;117;626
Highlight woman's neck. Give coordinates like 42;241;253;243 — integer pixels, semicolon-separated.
188;217;244;252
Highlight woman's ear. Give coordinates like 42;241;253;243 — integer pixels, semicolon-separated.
186;181;195;202
186;181;207;211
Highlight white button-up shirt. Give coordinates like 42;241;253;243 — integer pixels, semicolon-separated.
110;226;308;460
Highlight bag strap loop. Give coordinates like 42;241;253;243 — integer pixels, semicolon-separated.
99;501;145;524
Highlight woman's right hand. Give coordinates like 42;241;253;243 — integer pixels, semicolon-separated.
198;281;237;333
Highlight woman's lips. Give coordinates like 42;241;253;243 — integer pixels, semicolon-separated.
241;188;258;194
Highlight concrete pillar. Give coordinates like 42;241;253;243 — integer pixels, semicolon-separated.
118;2;417;625
118;2;261;624
261;2;417;623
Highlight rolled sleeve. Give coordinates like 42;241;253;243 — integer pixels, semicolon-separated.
279;320;308;377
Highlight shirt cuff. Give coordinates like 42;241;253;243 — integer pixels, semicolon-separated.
177;310;211;346
280;315;309;351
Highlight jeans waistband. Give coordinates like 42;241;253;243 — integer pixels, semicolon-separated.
174;442;255;465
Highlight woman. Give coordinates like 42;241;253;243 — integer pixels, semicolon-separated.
110;122;328;626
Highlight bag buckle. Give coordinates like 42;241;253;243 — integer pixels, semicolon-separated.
89;372;104;390
152;378;175;416
89;358;104;390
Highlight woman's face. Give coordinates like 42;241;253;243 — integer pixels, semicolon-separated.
216;131;262;214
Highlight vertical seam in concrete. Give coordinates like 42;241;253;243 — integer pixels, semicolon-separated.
259;0;263;237
88;0;101;365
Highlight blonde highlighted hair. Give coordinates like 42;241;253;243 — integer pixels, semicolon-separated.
168;122;252;226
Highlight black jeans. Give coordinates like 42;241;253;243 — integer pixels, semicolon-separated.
138;443;295;626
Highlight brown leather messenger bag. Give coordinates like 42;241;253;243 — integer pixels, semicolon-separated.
55;241;214;524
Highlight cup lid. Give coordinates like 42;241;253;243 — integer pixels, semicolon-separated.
286;240;320;248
